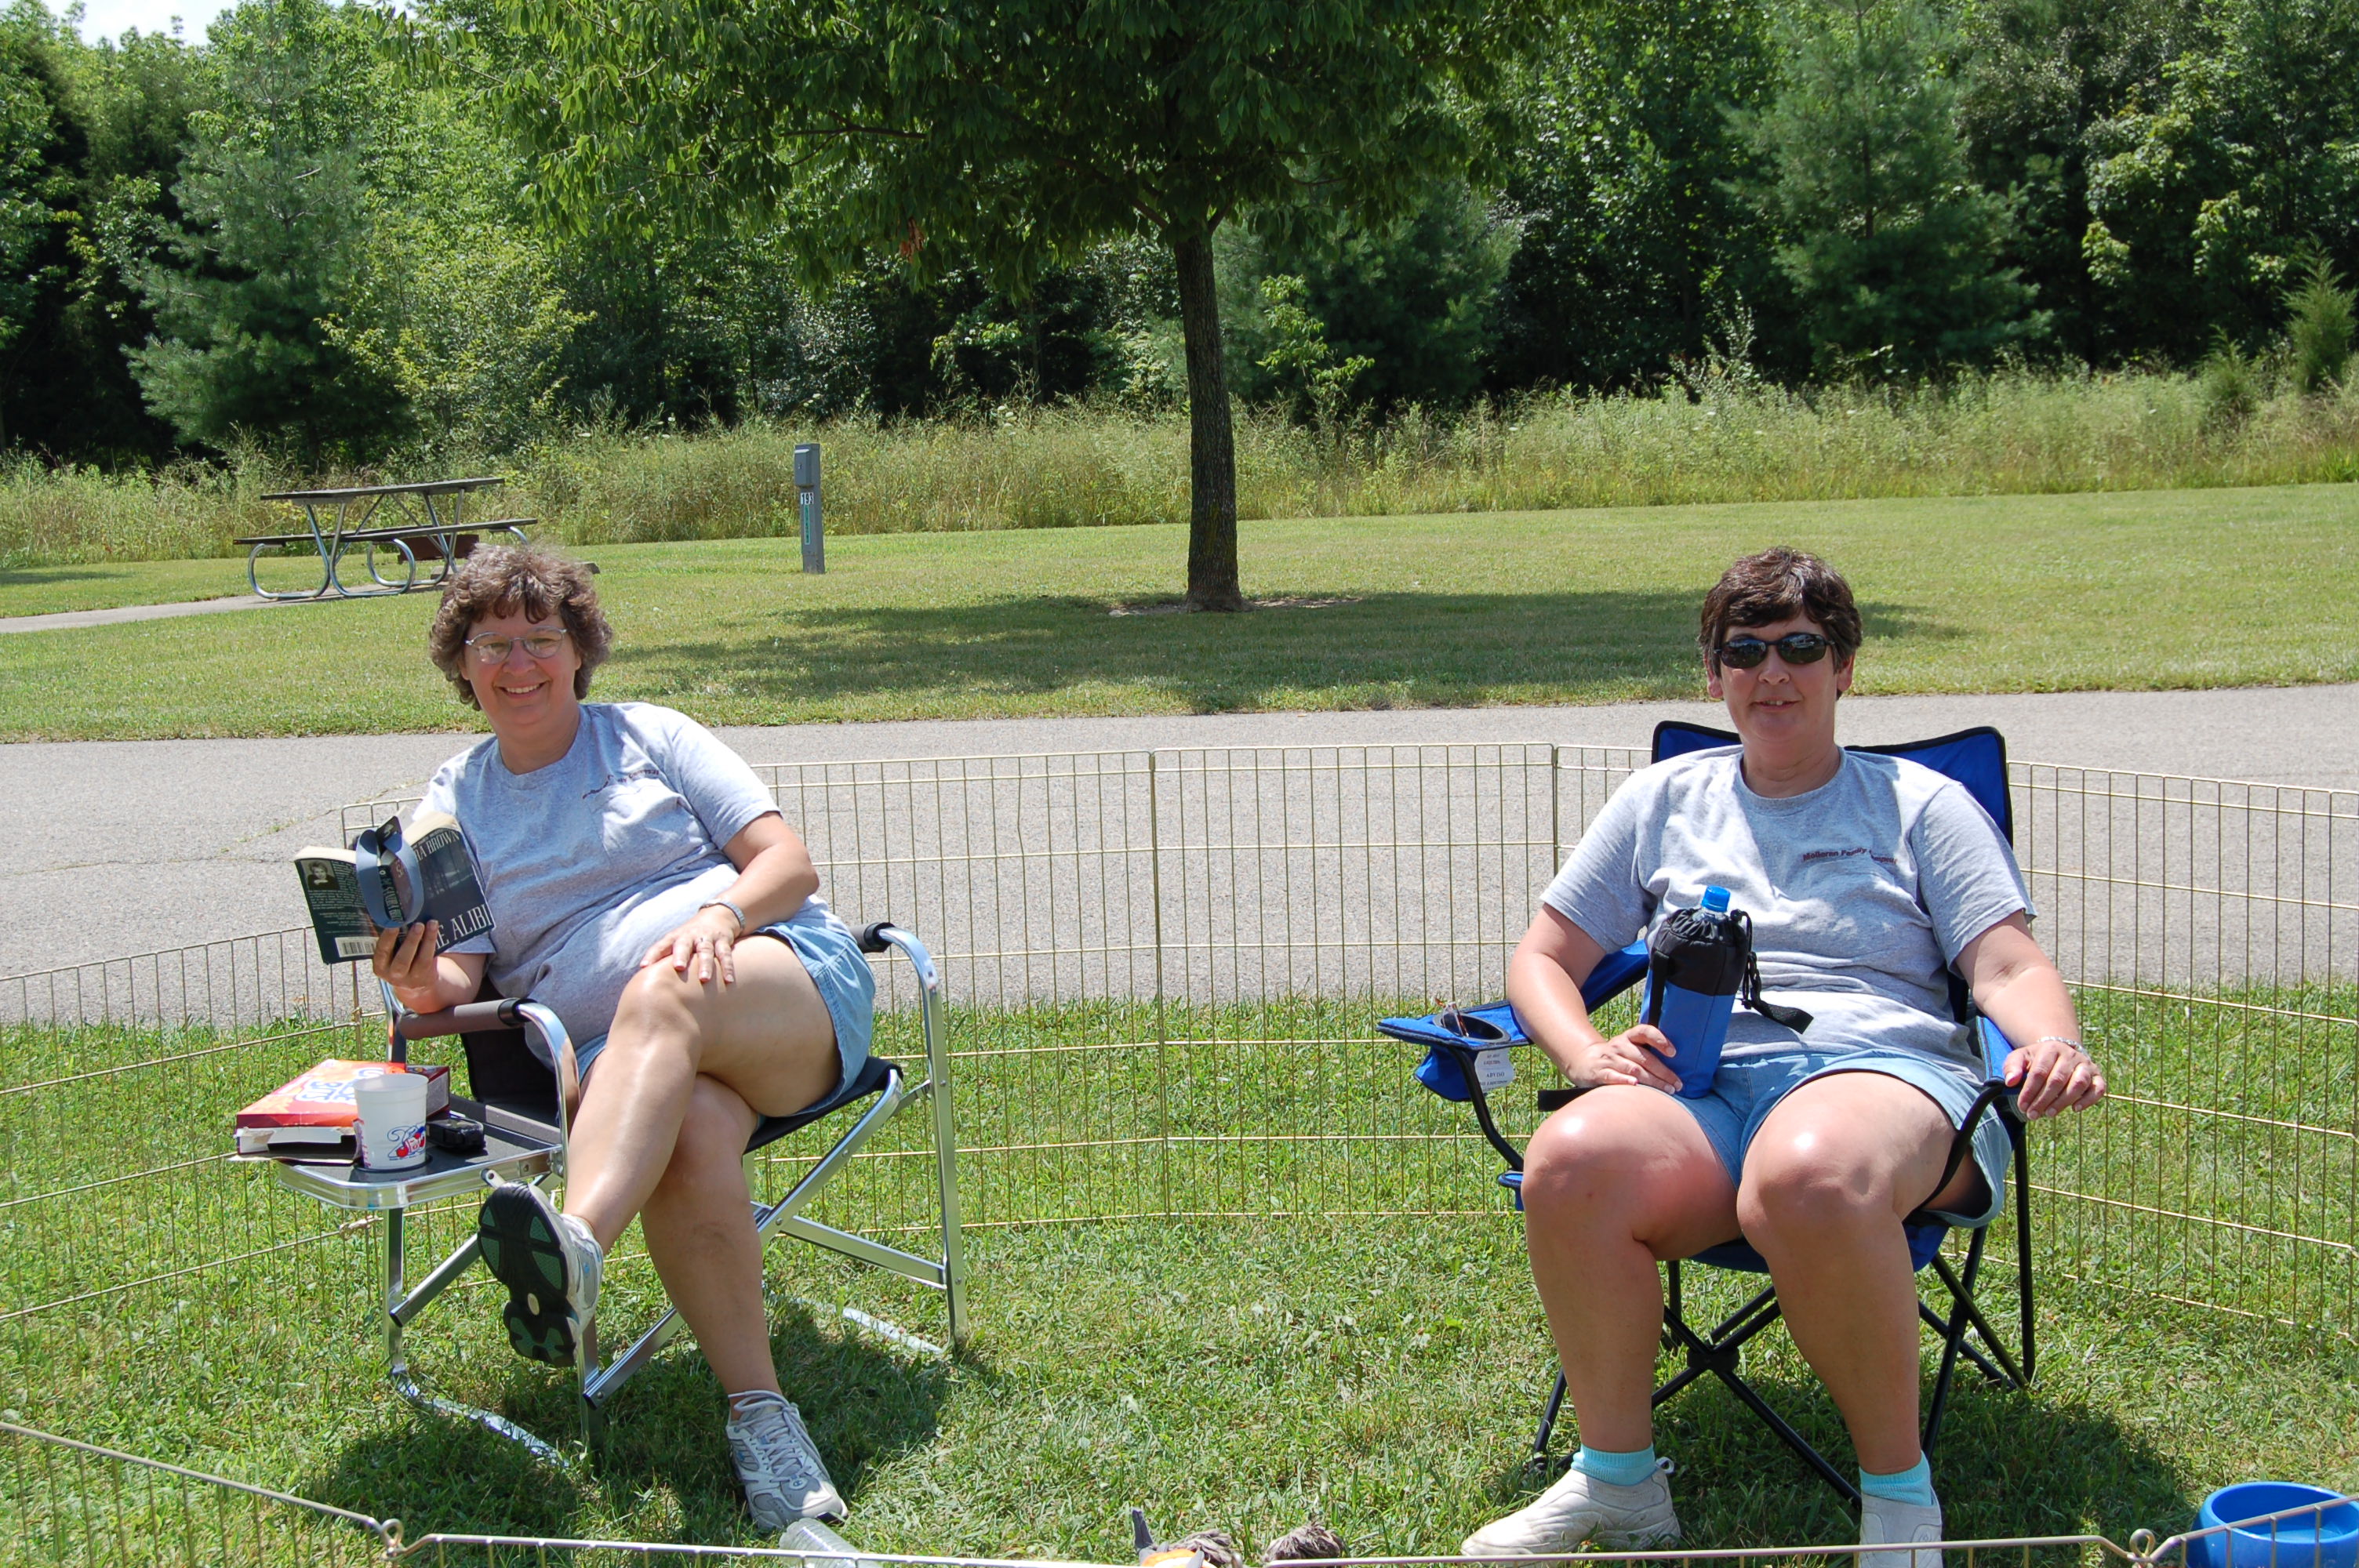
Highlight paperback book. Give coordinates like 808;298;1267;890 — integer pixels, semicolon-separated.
293;811;492;966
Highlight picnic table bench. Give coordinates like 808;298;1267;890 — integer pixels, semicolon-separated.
239;477;536;600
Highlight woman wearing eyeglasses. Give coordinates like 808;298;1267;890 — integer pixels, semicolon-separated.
370;545;862;1534
1463;547;2104;1564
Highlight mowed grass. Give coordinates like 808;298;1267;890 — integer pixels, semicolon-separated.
0;557;260;618
2;991;2354;1561
0;484;2355;740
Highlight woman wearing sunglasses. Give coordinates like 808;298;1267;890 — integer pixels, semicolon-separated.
370;546;866;1534
1463;547;2103;1563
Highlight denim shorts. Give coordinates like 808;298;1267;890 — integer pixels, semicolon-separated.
572;919;875;1102
1677;1049;2011;1226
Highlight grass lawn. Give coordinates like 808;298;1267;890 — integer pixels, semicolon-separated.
4;993;2354;1562
0;483;2355;740
0;557;259;618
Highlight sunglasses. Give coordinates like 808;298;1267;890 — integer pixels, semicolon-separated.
1717;632;1834;670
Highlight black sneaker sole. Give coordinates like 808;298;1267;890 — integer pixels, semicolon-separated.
477;1184;580;1365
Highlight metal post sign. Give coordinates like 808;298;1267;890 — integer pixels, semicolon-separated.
794;443;824;574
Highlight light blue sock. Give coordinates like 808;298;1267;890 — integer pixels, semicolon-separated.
1574;1444;1658;1487
1859;1456;1936;1508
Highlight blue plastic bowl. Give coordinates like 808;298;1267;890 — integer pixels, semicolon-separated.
2194;1484;2359;1568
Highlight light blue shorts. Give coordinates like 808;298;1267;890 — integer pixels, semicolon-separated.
1678;1050;2011;1226
572;920;875;1104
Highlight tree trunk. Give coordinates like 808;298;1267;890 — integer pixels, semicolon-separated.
1172;227;1242;612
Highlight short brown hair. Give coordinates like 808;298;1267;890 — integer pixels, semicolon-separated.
427;545;612;707
1698;546;1863;672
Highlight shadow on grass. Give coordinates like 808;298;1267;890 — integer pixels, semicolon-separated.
0;568;118;587
604;591;1959;713
1485;1358;2191;1549
299;1299;957;1547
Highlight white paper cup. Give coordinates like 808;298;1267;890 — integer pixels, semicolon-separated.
353;1069;431;1170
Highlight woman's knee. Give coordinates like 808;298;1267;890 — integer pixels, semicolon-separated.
1738;1134;1889;1240
611;963;706;1051
1522;1097;1703;1225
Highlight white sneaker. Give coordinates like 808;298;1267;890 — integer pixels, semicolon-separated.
727;1392;846;1528
1462;1458;1681;1557
477;1182;602;1365
1859;1493;1945;1568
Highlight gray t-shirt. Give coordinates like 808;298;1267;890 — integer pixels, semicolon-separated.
1541;747;2033;1072
420;702;845;1051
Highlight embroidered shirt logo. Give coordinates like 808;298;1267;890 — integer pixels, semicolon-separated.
1799;846;1899;868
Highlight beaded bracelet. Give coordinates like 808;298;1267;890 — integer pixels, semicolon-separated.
2030;1034;2085;1051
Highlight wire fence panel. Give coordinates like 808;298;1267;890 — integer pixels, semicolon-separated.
0;746;2349;1334
0;1423;394;1566
0;1407;2187;1568
0;929;373;1035
2013;768;2359;1338
0;746;2355;1560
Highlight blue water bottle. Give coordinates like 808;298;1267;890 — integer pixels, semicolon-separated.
1643;886;1747;1098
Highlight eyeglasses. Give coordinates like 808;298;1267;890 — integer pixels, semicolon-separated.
464;629;570;665
1717;632;1834;670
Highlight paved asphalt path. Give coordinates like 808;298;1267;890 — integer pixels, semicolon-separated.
2;682;2351;982
0;595;285;634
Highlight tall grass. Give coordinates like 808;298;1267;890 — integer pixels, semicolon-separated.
12;369;2359;564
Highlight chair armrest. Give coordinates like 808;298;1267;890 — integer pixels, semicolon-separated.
1974;1016;2019;1088
394;998;523;1039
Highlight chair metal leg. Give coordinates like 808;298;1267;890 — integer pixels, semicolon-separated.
1922;1232;1985;1455
2012;1118;2036;1385
867;924;967;1347
1917;1300;2008;1385
381;1206;572;1467
1654;1260;1857;1506
1532;1371;1568;1468
1928;1250;2026;1390
1708;1284;1783;1347
1710;1363;1862;1505
915;938;968;1348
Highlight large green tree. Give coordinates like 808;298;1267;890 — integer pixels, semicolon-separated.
1489;0;1789;392
132;0;401;461
1222;179;1517;416
468;0;1541;609
2081;0;2359;358
1955;0;2192;364
0;27;53;422
0;2;202;459
1743;0;2042;377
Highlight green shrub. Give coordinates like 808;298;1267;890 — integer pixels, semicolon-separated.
2284;253;2356;396
2199;334;2263;430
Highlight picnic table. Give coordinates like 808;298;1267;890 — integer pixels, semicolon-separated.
239;477;537;601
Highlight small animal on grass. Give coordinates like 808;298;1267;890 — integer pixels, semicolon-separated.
1129;1510;1347;1568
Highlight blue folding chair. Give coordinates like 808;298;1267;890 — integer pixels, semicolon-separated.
1384;723;2034;1503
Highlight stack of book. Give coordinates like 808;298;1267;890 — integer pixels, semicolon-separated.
234;1059;452;1158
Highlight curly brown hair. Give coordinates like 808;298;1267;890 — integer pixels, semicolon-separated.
427;546;612;708
1697;546;1863;673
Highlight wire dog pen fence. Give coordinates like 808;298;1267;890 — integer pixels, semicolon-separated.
1;743;2353;1563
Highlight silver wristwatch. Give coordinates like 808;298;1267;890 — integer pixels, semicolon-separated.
698;897;748;935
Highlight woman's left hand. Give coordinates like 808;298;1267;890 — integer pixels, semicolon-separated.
2003;1036;2106;1118
642;905;744;985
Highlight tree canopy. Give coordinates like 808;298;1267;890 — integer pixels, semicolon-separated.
469;0;1545;608
9;0;2359;485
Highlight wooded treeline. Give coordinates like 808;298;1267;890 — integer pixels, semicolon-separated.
6;0;2357;471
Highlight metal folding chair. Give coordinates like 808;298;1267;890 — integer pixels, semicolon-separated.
261;920;963;1465
1384;724;2034;1503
